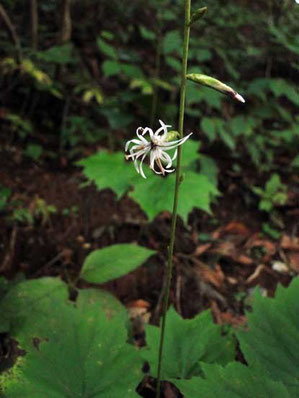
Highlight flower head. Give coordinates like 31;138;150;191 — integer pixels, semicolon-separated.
125;120;192;178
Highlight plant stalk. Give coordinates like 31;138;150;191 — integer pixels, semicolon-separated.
155;0;191;397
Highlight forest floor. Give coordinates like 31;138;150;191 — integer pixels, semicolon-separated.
1;144;298;325
1;142;299;395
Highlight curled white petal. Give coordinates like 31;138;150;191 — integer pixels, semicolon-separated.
139;150;150;179
172;148;178;161
141;127;155;141
125;122;192;178
154;120;172;139
159;150;172;168
160;132;193;148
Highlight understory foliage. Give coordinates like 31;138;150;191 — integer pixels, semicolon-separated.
0;1;298;223
0;0;299;397
0;272;298;397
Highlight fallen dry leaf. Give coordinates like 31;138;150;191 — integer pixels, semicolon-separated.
194;263;225;288
211;301;246;327
126;299;151;309
194;243;212;256
287;252;299;273
235;254;253;265
226;276;238;285
211;241;253;265
211;241;235;257
280;235;299;251
222;221;250;236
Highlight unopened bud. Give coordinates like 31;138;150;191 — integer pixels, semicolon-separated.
186;73;245;103
165;130;180;142
188;7;207;26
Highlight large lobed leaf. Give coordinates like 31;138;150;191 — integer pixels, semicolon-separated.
143;307;235;380
81;243;156;284
237;277;299;396
173;362;290;398
130;171;219;222
172;278;299;397
0;280;141;398
78;140;219;222
77;151;138;199
0;278;69;345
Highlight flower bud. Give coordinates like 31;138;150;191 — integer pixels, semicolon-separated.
188;7;207;26
165;130;180;142
186;73;245;103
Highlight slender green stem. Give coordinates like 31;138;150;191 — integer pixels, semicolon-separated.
155;1;191;397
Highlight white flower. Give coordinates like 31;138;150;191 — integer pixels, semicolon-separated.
125;120;192;178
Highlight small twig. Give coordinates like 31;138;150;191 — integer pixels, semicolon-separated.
59;0;72;44
0;4;22;62
30;0;38;50
0;226;18;273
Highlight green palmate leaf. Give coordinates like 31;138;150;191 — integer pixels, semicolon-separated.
79;141;217;221
78;151;138;198
129;139;217;221
237;278;299;396
130;171;219;222
180;139;201;169
143;307;235;380
0;278;69;345
186;74;245;103
173;362;290;398
172;280;299;397
0;289;141;398
81;244;155;284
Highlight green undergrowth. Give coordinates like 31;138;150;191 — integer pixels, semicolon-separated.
0;258;298;397
78;140;219;222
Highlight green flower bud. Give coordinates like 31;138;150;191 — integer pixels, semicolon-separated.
165;130;180;142
186;73;245;103
188;7;207;26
